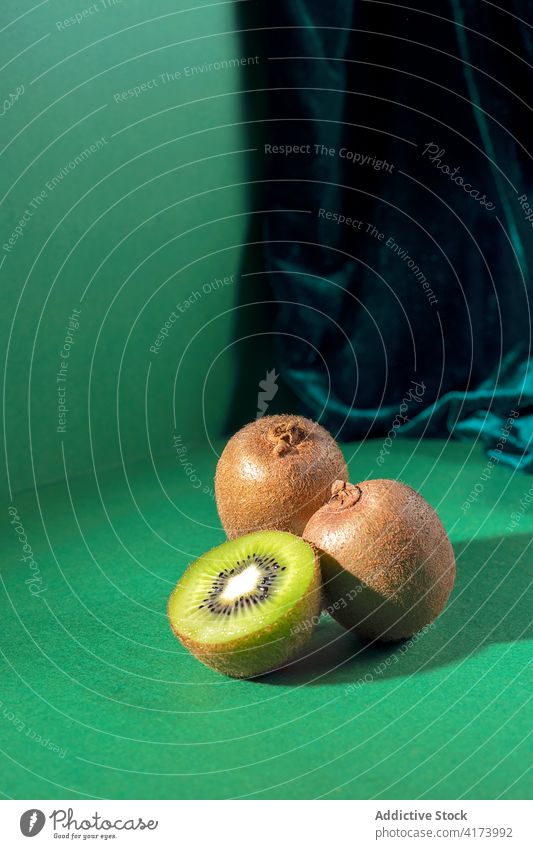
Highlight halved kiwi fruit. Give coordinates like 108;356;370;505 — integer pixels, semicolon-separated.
303;479;456;642
215;414;347;538
168;530;321;678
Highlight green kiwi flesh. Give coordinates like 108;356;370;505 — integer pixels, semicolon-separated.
168;530;321;678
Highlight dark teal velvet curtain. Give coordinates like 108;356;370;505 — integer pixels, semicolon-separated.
262;0;533;470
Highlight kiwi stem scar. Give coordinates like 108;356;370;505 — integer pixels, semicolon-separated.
267;420;307;456
331;480;363;508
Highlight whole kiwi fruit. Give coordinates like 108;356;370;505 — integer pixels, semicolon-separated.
215;415;347;538
303;479;456;641
168;530;321;678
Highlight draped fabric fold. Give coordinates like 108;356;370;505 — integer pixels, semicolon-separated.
262;0;533;470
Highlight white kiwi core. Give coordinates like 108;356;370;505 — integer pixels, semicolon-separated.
220;564;261;602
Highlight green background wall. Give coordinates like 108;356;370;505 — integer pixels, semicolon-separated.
1;0;268;499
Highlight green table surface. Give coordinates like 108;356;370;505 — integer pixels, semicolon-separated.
1;438;532;800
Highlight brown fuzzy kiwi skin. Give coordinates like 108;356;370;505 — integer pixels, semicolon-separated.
303;479;456;642
167;544;322;679
215;414;348;539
